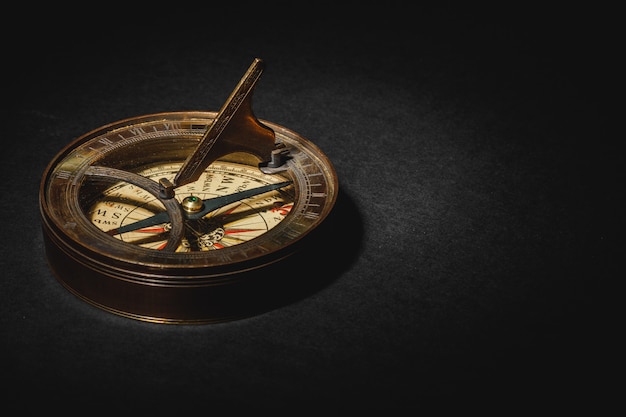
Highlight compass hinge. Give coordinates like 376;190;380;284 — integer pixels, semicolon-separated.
159;178;175;199
259;144;290;174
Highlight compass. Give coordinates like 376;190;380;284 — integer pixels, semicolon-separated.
39;58;338;324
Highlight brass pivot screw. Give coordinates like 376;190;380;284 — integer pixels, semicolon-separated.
182;195;204;213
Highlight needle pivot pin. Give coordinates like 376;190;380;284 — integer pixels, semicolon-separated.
181;196;204;213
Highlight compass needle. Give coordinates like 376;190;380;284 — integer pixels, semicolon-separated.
106;180;292;235
39;58;338;324
106;211;170;235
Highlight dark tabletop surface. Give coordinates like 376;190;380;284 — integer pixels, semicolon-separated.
3;5;616;412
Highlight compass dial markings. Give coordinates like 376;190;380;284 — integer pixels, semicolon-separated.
87;161;294;252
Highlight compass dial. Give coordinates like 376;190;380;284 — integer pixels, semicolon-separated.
88;161;294;251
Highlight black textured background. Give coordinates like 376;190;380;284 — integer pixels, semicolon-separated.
4;5;616;412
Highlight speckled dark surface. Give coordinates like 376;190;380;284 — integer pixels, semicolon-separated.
4;5;615;411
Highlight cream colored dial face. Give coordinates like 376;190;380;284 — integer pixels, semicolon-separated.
87;161;294;251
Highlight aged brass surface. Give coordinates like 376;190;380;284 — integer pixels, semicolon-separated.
39;58;338;324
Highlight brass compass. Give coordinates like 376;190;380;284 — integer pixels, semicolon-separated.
39;58;338;324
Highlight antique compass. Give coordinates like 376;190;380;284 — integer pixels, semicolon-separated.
39;58;338;324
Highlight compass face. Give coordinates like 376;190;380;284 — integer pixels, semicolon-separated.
87;161;294;252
